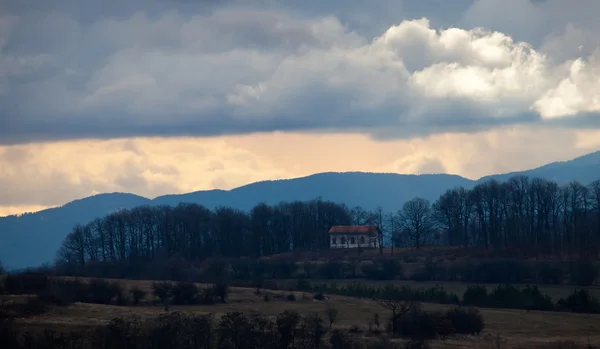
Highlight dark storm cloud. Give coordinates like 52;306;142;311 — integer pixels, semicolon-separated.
1;0;599;145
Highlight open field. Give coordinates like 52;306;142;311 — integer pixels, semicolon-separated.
276;279;600;301
8;277;600;349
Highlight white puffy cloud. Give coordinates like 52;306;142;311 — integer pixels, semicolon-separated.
0;0;599;144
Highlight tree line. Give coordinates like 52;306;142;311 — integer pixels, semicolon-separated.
57;176;600;266
57;199;351;266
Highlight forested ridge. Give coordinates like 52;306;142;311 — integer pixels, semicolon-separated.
57;175;600;266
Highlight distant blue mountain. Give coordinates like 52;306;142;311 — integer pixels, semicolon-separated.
1;151;599;270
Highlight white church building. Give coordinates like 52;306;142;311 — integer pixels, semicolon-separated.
328;225;381;249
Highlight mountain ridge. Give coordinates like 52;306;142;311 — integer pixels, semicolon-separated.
2;150;600;269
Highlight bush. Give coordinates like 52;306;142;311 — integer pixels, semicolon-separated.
401;340;431;349
212;282;229;303
4;273;49;294
520;285;554;311
393;308;440;340
317;262;345;279
537;263;564;284
444;307;484;335
269;261;298;279
296;279;311;291
330;329;355;349
455;261;533;284
286;293;296;302
556;289;600;314
571;261;598;287
313;292;326;301
462;285;488;306
410;261;445;282
363;260;403;280
88;279;122;304
35;278;87;306
152;281;173;305
2;296;49;318
171;282;200;305
348;324;362;333
130;286;146;305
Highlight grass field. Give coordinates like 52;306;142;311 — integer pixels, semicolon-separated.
276;278;600;301
9;277;600;349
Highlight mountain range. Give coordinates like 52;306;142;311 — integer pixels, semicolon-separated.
2;150;600;270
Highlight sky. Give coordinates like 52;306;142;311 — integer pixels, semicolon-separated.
1;0;600;216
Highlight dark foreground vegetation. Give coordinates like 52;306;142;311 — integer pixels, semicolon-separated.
1;306;483;349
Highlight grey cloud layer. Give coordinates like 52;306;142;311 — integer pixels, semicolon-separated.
1;0;599;144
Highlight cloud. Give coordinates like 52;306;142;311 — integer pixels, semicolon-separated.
2;126;600;217
1;0;599;145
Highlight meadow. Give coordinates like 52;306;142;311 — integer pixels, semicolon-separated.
5;277;600;349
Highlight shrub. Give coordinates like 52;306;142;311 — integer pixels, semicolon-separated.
571;261;598;287
362;260;403;280
2;296;49;318
88;279;122;304
152;281;173;305
0;319;19;349
317;262;345;279
537;263;564;284
270;261;298;278
35;278;87;306
401;340;431;349
130;286;146;305
276;310;301;349
296;279;311;291
286;293;296;302
488;284;523;309
556;289;600;314
392;308;440;340
4;273;49;294
313;292;326;301
299;313;326;349
462;285;488;306
325;304;339;328
520;285;554;311
411;261;445;282
330;329;355;349
171;282;200;305
348;324;362;333
444;307;484;335
212;282;229;303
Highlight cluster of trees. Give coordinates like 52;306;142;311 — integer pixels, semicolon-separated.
431;177;600;257
57;176;600;267
57;199;351;266
0;273;231;311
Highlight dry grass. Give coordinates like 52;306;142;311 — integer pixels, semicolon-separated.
9;277;600;349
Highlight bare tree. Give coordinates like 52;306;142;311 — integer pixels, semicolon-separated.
398;197;435;250
385;212;400;254
325;304;339;329
350;206;373;225
371;206;386;255
379;300;412;334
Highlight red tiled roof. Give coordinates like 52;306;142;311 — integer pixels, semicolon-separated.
328;225;380;234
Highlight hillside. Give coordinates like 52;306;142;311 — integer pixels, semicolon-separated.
1;150;599;270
